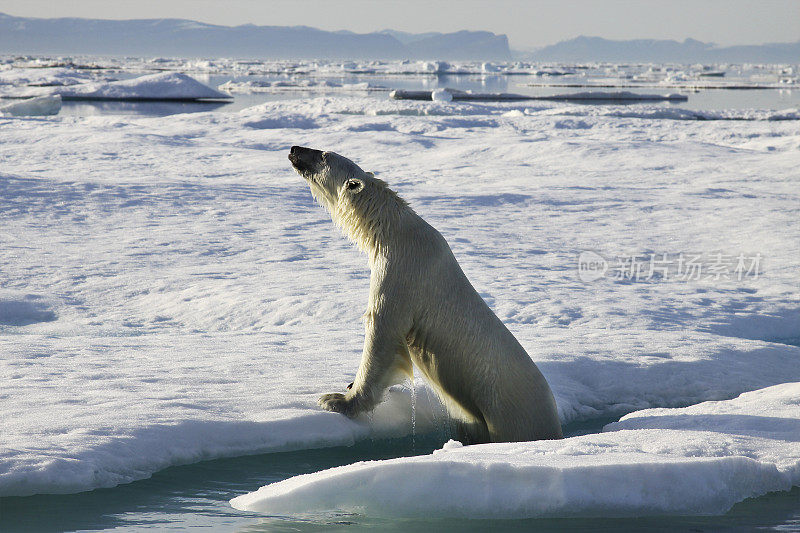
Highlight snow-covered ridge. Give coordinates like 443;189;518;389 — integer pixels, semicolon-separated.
231;383;800;518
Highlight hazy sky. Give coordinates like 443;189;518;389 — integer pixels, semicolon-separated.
1;0;798;50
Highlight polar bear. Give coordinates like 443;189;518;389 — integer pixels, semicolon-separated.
289;146;562;443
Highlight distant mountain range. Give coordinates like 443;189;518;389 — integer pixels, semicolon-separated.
1;12;797;63
528;36;800;63
0;12;510;60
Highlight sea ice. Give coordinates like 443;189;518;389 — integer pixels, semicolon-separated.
218;79;387;94
0;94;61;116
231;383;800;518
393;89;688;102
1;93;798;500
542;90;688;101
0;67;95;87
2;72;231;101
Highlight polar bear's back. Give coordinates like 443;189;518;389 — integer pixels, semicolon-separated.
396;213;562;442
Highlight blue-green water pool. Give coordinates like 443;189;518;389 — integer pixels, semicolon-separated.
2;419;798;532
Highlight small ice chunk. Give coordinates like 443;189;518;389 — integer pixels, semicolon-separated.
421;61;449;73
442;439;463;450
0;95;61;116
431;89;453;102
433;439;464;455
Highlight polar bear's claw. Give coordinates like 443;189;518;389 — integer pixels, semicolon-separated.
318;392;357;417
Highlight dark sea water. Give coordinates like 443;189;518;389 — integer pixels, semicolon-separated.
2;418;799;532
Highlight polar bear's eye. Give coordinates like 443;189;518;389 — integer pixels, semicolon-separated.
345;179;363;193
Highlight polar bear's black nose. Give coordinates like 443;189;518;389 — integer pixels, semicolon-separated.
289;146;324;173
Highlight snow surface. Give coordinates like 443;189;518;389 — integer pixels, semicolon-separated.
218;79;388;94
541;104;800;121
2;72;231;101
0;95;61;116
0;66;95;87
1;94;799;500
231;383;800;518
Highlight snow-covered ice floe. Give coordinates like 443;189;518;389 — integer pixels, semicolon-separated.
542;90;688;101
0;95;61;116
2;72;231;101
1;95;799;502
3;58;797;87
391;88;688;102
231;383;800;518
218;79;388;94
58;72;231;101
0;67;96;87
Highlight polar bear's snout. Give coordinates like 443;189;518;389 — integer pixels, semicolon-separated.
289;145;324;175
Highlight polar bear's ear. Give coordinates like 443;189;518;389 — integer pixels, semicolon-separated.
365;172;375;178
345;178;364;193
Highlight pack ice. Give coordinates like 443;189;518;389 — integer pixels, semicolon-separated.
1;93;799;516
232;383;800;517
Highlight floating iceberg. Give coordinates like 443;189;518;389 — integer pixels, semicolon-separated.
2;72;232;101
56;72;231;101
0;95;61;116
231;383;800;518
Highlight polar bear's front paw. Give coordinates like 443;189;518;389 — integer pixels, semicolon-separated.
318;392;359;418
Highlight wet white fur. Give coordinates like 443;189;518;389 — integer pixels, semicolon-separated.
299;150;562;442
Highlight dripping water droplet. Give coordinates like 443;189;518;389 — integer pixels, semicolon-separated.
410;371;416;453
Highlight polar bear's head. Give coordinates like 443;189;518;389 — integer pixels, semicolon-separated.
289;146;408;255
